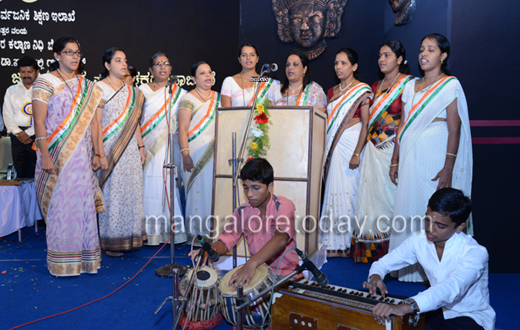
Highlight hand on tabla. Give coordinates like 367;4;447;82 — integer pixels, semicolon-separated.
188;248;210;266
229;263;256;291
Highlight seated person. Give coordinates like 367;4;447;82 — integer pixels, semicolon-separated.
190;157;299;289
364;188;495;330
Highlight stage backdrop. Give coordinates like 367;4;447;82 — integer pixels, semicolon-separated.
0;0;240;95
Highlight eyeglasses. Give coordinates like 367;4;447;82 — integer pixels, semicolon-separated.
57;50;83;57
153;61;171;68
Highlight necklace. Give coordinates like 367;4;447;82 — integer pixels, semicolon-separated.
339;79;354;92
285;84;304;106
56;68;76;96
107;76;123;91
376;73;400;97
195;87;211;100
288;84;302;95
411;73;443;106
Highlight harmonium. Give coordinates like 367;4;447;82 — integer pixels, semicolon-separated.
272;279;424;330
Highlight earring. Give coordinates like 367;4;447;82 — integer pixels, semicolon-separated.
441;59;444;64
398;61;401;65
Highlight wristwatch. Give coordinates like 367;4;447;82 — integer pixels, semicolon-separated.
404;298;419;315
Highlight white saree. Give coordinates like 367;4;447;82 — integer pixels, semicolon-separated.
390;76;473;282
320;83;373;252
179;92;220;237
139;84;187;244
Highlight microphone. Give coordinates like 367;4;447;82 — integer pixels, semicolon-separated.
295;248;328;287
260;63;278;76
197;235;220;262
166;75;177;93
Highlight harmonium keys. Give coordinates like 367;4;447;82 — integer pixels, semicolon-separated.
271;279;424;330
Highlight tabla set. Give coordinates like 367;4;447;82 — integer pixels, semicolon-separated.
178;264;276;330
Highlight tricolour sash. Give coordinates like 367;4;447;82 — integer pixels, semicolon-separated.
247;79;274;106
187;91;220;143
397;76;454;142
35;76;103;220
368;75;413;132
99;86;144;189
295;83;312;106
323;83;372;181
141;84;183;139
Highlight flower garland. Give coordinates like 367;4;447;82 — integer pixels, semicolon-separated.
246;99;272;161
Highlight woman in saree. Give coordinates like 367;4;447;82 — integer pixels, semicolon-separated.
96;48;146;257
221;43;277;107
352;41;413;263
178;61;220;238
320;48;373;258
271;50;327;111
32;37;104;276
389;33;473;282
139;52;187;245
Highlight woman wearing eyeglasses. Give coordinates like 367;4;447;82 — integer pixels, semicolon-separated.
177;61;220;238
32;37;104;276
139;52;188;245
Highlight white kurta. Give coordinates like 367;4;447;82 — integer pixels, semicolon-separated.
369;231;495;330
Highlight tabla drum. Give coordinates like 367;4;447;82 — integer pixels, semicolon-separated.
179;266;223;329
219;263;276;329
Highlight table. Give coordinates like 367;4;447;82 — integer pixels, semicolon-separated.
0;179;42;241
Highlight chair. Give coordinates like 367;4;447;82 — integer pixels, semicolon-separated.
0;136;16;180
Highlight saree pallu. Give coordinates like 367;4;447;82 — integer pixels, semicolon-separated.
33;74;103;276
351;76;412;263
320;84;372;252
97;82;146;252
180;92;220;237
391;77;473;282
139;84;187;244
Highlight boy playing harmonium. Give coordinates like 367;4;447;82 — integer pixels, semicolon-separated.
364;188;495;330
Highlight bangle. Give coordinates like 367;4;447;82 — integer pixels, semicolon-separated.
389;164;399;167
138;145;144;149
35;136;47;141
446;153;457;157
353;153;360;157
391;158;399;161
100;154;106;158
94;152;101;157
180;147;189;153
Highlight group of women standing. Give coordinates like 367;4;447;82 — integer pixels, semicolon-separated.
32;33;472;283
320;34;472;283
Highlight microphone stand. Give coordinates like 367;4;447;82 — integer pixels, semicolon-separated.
169;244;210;330
156;77;187;278
229;64;272;267
154;248;205;330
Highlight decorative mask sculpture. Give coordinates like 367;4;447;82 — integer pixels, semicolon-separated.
389;0;416;26
272;0;348;60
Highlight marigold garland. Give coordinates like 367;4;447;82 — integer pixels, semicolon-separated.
246;99;272;159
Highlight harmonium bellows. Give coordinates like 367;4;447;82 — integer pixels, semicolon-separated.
272;279;424;330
